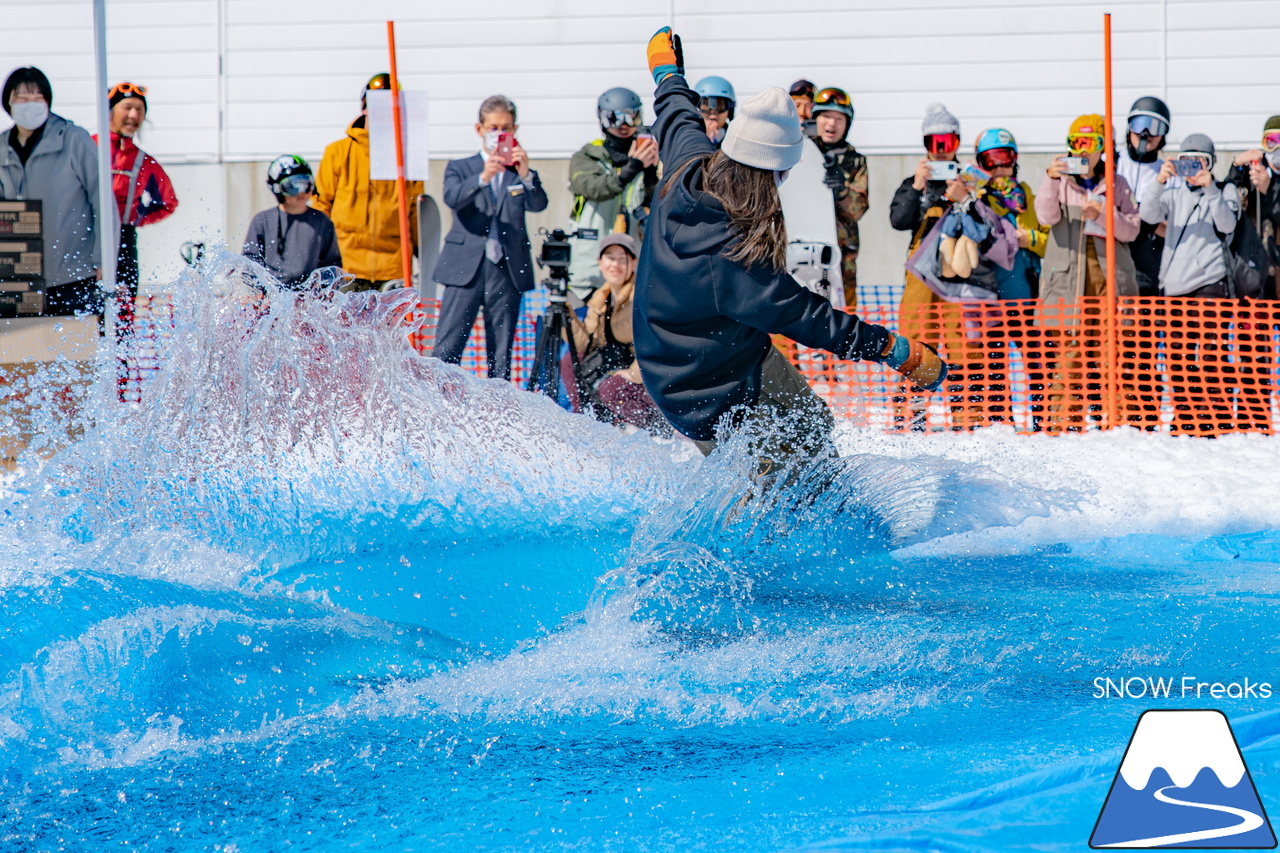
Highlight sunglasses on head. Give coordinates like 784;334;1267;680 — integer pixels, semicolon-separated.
109;81;147;100
977;147;1017;170
814;88;851;108
1128;114;1168;137
602;108;642;129
789;81;815;100
1068;134;1104;154
1263;131;1280;152
925;133;960;156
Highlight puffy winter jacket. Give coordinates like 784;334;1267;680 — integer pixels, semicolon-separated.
633;74;889;442
313;118;424;281
0;113;102;287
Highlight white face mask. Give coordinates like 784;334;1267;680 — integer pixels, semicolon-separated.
11;100;48;132
1267;149;1280;172
483;130;501;152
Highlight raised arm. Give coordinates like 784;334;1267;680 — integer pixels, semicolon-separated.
646;28;715;174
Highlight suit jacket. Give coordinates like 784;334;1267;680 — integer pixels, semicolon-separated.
432;154;548;292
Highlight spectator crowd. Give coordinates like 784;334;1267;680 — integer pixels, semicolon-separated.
2;57;1279;439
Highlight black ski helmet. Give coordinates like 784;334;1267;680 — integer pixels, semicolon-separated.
1126;96;1170;161
266;154;314;201
597;87;643;131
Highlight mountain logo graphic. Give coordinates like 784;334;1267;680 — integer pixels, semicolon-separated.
1090;709;1276;848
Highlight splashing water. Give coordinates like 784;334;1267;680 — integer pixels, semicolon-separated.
4;251;1280;851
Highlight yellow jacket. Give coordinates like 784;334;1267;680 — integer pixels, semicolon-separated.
313;119;424;281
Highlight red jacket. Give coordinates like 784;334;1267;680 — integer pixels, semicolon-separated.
92;132;179;227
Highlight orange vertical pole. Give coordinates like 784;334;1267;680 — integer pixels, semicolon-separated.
387;21;413;288
1102;12;1119;430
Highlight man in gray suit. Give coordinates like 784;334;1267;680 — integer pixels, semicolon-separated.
431;95;548;380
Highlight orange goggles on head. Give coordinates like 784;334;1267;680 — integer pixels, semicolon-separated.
108;81;148;100
1263;131;1280;152
1068;134;1104;154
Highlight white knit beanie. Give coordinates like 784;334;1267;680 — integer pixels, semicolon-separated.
720;87;804;172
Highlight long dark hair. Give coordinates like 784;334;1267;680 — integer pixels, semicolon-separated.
662;151;788;272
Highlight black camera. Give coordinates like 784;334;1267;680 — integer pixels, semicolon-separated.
538;228;598;291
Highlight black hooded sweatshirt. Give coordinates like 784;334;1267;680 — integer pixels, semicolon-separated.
632;74;889;442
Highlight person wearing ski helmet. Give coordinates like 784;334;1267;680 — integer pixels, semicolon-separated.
973;129;1047;301
1120;96;1171;295
789;79;817;138
1228;114;1280;274
1036;115;1145;431
243;155;342;290
810;86;868;308
693;75;735;146
1141;133;1246;432
0;66;104;316
564;86;659;298
313;73;424;291
638;28;946;458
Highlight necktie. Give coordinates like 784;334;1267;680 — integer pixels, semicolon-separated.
485;173;504;265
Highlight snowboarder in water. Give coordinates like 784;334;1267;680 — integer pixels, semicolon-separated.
635;28;948;462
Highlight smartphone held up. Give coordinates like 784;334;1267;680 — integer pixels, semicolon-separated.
1062;156;1091;176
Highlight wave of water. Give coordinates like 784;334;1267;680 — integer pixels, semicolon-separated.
3;254;1279;851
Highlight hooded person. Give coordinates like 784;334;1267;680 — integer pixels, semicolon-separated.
810;86;868;309
0;66;104;316
564;86;659;299
636;28;946;460
1120;96;1172;295
313;73;425;291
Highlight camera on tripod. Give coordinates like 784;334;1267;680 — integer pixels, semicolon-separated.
538;227;598;298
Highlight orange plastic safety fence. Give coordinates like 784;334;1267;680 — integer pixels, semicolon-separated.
114;292;1279;437
785;297;1278;436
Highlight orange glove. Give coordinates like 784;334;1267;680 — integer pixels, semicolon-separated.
647;27;684;84
881;333;948;392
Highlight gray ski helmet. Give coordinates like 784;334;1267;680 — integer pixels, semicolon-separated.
1180;133;1216;169
1127;95;1171;140
597;87;642;130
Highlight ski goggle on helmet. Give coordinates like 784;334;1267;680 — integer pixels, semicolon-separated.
925;133;960;157
1128;114;1168;137
1264;130;1280;152
277;174;314;196
699;97;732;116
975;128;1017;170
1068;133;1105;154
600;108;642;129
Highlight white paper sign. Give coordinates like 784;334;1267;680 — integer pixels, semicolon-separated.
367;90;430;181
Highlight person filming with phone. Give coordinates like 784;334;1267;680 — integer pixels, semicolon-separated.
1034;115;1143;430
564;87;659;298
431;94;548;381
1139;133;1245;433
888;102;968;429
